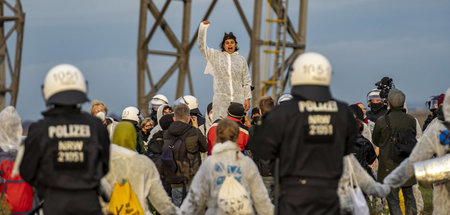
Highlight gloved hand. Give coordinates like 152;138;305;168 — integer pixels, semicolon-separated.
379;184;391;197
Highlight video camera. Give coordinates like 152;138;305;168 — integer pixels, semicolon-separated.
375;77;394;99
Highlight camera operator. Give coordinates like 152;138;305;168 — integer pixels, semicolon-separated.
366;77;394;123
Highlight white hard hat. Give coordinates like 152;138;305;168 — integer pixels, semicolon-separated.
277;93;293;104
122;106;141;123
174;95;199;110
149;94;169;108
367;89;381;103
42;64;89;105
289;52;332;87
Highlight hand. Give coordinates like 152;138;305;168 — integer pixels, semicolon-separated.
202;20;210;25
244;99;250;111
244;115;251;127
191;116;198;128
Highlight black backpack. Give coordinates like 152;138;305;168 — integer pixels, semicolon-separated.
161;132;190;185
385;115;417;163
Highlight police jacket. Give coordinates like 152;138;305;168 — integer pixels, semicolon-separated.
20;106;110;191
252;96;357;188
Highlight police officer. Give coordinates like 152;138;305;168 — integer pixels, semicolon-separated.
252;53;357;214
366;89;388;122
20;64;110;214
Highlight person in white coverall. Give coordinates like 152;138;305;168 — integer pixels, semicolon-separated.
198;20;252;122
179;119;273;215
102;121;177;215
384;88;450;215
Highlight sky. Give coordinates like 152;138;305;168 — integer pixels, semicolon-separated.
10;0;450;121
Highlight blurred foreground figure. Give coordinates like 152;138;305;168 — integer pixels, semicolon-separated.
180;119;273;214
0;106;35;214
102;121;177;215
384;88;450;215
252;53;358;214
20;64;110;215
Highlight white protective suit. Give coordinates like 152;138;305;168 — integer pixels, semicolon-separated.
0;106;22;152
148;104;170;141
179;141;273;215
102;144;177;215
198;22;252;122
338;154;391;213
384;88;450;215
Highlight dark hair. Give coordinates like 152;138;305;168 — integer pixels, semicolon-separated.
220;32;239;52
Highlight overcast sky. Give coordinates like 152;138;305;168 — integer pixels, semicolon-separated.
13;0;450;121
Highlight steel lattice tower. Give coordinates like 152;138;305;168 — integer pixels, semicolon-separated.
0;0;25;110
137;0;307;115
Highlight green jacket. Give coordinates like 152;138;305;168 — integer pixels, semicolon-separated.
373;107;417;186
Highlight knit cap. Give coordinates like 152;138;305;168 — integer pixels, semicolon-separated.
227;102;245;119
438;93;445;106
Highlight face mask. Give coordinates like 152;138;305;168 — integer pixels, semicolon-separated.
96;111;106;121
145;128;152;134
370;103;384;113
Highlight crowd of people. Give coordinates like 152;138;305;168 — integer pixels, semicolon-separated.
0;21;448;215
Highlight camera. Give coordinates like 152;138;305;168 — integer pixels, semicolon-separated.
375;77;394;99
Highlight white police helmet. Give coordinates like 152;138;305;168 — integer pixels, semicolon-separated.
277;93;293;104
367;89;382;104
174;95;199;110
42;64;89;105
122;106;142;123
289;52;332;87
149;94;169;109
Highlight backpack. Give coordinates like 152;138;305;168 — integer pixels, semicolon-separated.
108;178;144;215
215;160;252;215
161;132;190;184
0;158;34;214
385;115;417;163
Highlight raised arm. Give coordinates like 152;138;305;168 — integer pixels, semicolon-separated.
198;21;218;62
346;155;390;197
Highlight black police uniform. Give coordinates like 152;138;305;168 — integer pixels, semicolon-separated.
20;106;110;215
252;86;357;215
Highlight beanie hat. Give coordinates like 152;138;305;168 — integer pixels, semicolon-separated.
438;93;445;106
113;121;137;151
349;104;364;121
388;88;405;108
159;113;174;130
207;102;213;114
227;102;245;119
